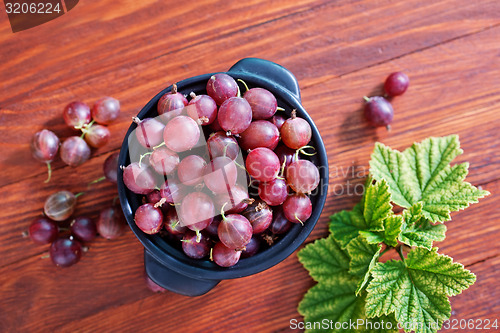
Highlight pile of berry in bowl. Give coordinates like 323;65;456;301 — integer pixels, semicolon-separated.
117;58;328;295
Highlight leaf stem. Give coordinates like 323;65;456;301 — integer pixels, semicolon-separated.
398;245;406;263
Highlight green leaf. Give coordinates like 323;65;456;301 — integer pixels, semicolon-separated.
298;236;398;333
361;215;403;247
299;281;398;333
347;236;383;295
298;275;360;333
369;135;489;222
363;179;392;231
403;202;424;225
365;248;476;333
298;236;350;282
330;179;393;248
381;215;403;247
329;203;366;248
399;203;446;250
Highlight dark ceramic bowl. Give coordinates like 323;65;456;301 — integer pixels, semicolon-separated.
117;58;328;296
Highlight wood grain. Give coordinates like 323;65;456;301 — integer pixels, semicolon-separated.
0;0;499;332
1;0;500;187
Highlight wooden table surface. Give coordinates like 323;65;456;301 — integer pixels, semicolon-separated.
1;0;499;332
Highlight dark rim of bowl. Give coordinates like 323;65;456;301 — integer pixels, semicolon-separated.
117;72;329;280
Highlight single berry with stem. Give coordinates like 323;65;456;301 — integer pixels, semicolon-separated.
212;242;241;267
135;203;164;235
163;115;200;152
97;205;126;240
215;184;254;214
177;154;206;186
363;96;394;129
187;92;217;125
70;216;97;243
179;192;215;242
280;110;312;149
243;87;278;120
157;83;188;119
44;190;82;222
242;200;273;234
245;147;281;182
133;117;165;149
218;203;252;249
217;97;253;135
92;97;120;125
207;131;239;160
63;101;91;129
149;146;180;176
49;236;82;267
238;120;279;151
60;136;91;167
282;193;312;225
28;217;58;245
31;129;60;183
286;159;320;194
384;72;409;97
206;74;239;105
258;178;288;206
83;123;110;148
181;230;210;259
122;162;158;195
164;209;187;235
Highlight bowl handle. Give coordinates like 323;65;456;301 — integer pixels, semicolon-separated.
228;58;301;102
144;250;220;296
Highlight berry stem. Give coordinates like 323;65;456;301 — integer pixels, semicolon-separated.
298;145;317;156
295;214;304;226
153;142;165;150
242;198;255;205
291;109;297;119
221;203;228;220
237;79;250;93
172;83;178;94
276;107;285;112
279;159;287;177
132;116;142;124
74;192;84;198
189;92;196;99
79;119;95;138
363;96;371;102
44;162;52;183
88;176;106;185
139;152;152;168
154;198;167;208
